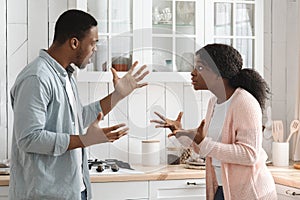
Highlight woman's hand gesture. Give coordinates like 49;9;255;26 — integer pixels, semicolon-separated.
169;119;206;145
150;111;183;132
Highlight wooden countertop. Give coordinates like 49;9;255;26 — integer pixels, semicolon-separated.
90;164;205;183
0;164;205;186
0;176;9;186
1;164;300;189
268;164;300;189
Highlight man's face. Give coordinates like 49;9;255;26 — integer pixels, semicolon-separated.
74;26;98;69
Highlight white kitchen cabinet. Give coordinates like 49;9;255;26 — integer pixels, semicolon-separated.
0;186;9;200
149;179;206;200
276;184;300;200
74;0;263;82
205;0;264;75
91;179;206;200
91;181;148;200
76;0;203;83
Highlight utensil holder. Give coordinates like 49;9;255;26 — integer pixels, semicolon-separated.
272;142;289;167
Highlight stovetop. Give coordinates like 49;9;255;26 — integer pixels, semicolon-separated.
88;159;144;175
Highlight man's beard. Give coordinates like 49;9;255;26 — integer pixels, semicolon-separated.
75;50;88;69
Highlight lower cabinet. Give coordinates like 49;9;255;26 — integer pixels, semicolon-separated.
91;179;206;200
91;181;149;200
276;184;300;200
149;179;206;200
0;186;9;200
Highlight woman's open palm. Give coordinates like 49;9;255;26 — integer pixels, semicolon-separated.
150;111;183;132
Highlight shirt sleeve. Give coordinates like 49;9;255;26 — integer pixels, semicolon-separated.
81;101;102;128
11;76;70;156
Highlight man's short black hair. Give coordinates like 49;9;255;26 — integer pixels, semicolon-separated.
53;9;97;44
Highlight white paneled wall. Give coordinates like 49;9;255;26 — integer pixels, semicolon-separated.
4;0;67;159
77;81;209;164
6;0;29;159
49;0;69;44
270;0;287;131
0;0;7;159
286;1;299;137
28;0;48;61
264;0;299;147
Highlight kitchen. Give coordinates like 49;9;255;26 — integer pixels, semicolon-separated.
0;0;300;199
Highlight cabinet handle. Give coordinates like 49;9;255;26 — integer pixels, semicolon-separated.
186;182;201;186
286;190;300;196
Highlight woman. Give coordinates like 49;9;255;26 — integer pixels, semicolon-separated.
151;44;277;200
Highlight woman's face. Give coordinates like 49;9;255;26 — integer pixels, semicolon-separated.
191;55;219;91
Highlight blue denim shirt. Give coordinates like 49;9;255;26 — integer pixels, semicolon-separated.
9;50;102;200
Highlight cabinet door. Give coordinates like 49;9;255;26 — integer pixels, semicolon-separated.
276;184;300;200
205;0;263;75
86;0;134;72
0;186;9;200
91;181;148;200
151;0;203;73
149;179;206;200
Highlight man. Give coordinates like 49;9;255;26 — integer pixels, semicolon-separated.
9;9;149;200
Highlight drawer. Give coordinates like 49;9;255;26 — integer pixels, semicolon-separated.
149;179;206;200
91;181;148;200
276;184;300;200
0;186;9;200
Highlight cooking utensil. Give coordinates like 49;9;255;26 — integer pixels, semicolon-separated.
272;120;284;142
286;120;300;142
262;106;273;161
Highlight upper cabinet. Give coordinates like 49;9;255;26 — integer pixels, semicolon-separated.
76;0;263;82
87;0;133;72
205;0;263;75
150;0;203;73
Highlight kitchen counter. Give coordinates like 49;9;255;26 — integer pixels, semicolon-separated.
0;176;9;186
0;164;204;186
90;164;205;182
1;164;300;188
268;164;300;189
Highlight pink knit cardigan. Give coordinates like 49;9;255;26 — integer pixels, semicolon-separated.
198;88;277;200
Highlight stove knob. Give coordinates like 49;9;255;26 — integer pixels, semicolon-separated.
88;163;93;170
111;164;119;172
96;165;104;172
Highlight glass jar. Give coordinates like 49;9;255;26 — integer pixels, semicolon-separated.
167;147;181;165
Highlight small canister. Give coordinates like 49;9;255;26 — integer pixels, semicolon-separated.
142;140;160;166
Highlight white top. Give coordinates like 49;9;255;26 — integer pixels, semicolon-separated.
207;97;232;186
65;76;86;192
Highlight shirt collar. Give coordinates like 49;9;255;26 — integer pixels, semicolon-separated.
39;49;68;78
66;65;75;78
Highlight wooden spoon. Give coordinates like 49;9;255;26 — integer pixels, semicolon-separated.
286;120;300;143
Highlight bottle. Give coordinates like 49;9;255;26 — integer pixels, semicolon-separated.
153;7;161;24
165;59;173;71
